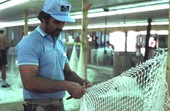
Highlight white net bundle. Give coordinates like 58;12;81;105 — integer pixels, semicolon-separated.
80;48;170;111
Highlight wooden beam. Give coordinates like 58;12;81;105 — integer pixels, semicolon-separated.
80;0;90;79
23;10;28;36
65;25;168;32
166;0;170;96
144;18;152;61
65;42;82;46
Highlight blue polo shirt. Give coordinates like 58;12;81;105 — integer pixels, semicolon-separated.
16;26;68;99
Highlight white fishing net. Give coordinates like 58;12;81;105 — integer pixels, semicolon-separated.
80;48;170;111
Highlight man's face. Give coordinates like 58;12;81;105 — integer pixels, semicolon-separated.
45;17;65;37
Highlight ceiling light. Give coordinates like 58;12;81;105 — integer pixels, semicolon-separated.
0;18;40;28
0;19;168;29
0;1;168;28
63;20;168;30
0;0;29;10
70;0;168;19
109;0;168;10
0;0;7;4
72;3;169;19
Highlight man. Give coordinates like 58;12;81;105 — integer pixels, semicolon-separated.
0;30;10;88
15;0;91;111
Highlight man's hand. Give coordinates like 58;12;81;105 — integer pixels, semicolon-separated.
66;80;92;100
82;79;91;89
67;82;86;99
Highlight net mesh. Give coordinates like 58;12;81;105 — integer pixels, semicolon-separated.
80;48;170;111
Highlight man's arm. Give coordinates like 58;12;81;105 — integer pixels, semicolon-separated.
19;65;85;99
64;63;91;87
19;65;70;93
64;63;84;85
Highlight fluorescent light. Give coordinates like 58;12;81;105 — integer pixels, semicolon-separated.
0;0;7;3
71;8;104;16
63;19;169;30
0;1;168;29
0;18;168;29
28;18;40;25
151;21;169;25
63;26;82;30
63;20;168;30
155;30;168;35
0;18;40;28
0;21;24;28
137;30;168;35
71;0;169;19
88;23;148;29
0;0;29;10
72;3;169;19
109;0;168;10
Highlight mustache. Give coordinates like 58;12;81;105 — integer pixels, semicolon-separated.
55;27;62;32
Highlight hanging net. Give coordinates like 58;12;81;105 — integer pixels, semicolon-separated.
80;48;170;111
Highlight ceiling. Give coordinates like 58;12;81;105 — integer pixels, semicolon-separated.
0;0;168;30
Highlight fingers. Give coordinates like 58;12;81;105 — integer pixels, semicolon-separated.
67;82;86;99
83;79;92;88
67;87;86;100
75;87;86;99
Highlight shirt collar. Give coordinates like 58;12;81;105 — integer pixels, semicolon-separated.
36;26;58;42
36;26;47;37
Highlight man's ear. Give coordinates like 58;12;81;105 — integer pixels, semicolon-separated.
42;18;46;25
43;18;50;25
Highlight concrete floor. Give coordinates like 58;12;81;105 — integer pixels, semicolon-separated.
0;102;23;111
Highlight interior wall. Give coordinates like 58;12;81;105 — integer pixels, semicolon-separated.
6;26;23;47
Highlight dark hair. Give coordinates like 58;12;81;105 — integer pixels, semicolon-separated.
38;11;51;24
0;30;4;34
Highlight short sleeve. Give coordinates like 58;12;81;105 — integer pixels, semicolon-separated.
16;37;40;66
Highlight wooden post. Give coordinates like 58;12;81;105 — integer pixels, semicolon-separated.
144;18;152;61
23;10;28;36
166;1;170;96
80;0;91;79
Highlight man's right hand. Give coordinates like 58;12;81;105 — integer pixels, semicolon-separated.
66;82;85;99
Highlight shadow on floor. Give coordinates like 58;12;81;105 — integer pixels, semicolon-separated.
0;101;23;111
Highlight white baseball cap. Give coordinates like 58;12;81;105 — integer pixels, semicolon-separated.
42;0;75;22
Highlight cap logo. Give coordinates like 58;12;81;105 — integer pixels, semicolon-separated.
61;6;69;12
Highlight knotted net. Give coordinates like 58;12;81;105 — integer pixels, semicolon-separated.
80;48;170;111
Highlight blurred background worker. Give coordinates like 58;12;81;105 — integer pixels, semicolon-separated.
0;29;11;88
